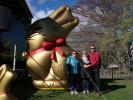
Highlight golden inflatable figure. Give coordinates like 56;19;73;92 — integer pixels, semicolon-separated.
0;64;17;100
24;5;79;90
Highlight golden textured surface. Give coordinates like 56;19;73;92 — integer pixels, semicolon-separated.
25;6;79;90
0;64;17;100
49;6;79;34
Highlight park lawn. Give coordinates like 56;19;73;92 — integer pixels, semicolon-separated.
12;77;133;100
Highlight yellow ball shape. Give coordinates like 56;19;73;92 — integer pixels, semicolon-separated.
25;5;79;90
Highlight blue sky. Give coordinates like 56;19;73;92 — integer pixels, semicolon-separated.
26;0;78;23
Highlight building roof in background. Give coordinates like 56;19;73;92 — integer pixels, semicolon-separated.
0;0;32;18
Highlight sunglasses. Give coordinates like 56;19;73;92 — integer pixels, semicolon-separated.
72;52;77;54
82;52;86;54
90;48;95;49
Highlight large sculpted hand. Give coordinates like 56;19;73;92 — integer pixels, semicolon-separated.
25;5;79;90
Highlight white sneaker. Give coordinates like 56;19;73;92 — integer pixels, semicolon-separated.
74;90;78;94
86;90;90;94
83;90;86;94
70;90;74;95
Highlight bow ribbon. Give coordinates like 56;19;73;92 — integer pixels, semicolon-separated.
29;38;65;61
42;37;65;61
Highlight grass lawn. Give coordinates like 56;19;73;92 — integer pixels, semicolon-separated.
12;77;133;100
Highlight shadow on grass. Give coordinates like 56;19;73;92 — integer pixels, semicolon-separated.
100;79;126;94
27;90;69;100
45;90;66;97
10;75;126;100
11;76;37;100
11;71;67;100
10;69;69;100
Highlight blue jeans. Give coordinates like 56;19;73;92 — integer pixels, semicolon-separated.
82;78;90;90
69;74;79;91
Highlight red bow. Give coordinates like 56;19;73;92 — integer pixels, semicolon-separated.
29;38;65;61
42;37;65;61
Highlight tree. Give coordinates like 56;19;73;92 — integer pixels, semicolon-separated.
97;0;133;68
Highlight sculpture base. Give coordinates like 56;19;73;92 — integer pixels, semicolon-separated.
33;80;68;90
36;88;68;90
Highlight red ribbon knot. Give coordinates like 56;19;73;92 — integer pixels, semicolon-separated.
29;37;65;61
42;37;65;61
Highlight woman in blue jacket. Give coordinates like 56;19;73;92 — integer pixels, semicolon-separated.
66;51;81;95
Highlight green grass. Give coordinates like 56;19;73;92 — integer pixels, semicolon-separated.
12;77;133;100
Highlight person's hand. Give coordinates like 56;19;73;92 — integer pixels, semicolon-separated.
87;64;91;68
84;65;89;68
84;64;91;68
83;65;87;68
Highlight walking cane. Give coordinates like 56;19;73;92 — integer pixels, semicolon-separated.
82;66;107;100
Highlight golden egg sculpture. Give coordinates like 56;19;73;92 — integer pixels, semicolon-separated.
25;6;79;90
0;64;17;100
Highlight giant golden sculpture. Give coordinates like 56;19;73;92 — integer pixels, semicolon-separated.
0;64;17;100
24;6;79;90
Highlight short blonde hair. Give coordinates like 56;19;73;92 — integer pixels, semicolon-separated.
82;50;87;54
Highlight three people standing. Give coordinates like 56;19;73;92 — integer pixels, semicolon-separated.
66;45;101;96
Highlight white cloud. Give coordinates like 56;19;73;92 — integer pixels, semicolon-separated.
37;0;48;4
32;9;54;23
37;0;59;4
36;10;47;18
25;0;54;23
